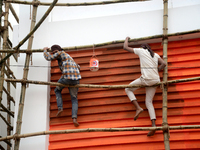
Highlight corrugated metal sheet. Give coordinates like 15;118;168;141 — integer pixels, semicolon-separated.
49;38;200;150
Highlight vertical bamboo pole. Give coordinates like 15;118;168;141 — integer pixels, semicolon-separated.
0;0;2;103
162;0;170;150
0;0;9;115
7;58;11;150
14;1;38;149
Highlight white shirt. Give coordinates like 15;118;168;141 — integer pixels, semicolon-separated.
133;48;160;80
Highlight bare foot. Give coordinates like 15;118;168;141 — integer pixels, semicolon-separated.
73;118;79;127
56;108;63;117
134;108;143;121
147;130;156;137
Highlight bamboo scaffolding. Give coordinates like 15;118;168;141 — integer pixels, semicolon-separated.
5;76;200;89
0;53;17;88
162;1;170;150
0;28;200;53
0;0;9;118
0;125;200;141
0;0;59;66
13;1;38;148
13;0;58;149
5;0;149;6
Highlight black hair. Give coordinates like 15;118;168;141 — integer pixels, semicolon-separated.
140;43;154;58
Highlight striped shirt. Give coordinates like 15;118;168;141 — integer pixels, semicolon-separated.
44;50;81;80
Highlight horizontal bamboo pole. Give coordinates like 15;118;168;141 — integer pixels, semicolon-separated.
5;0;149;6
0;125;200;141
0;29;200;53
4;76;200;89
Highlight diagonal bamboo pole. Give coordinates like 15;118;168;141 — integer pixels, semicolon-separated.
5;76;200;89
162;1;170;150
1;125;200;141
0;28;200;53
3;87;15;104
1;103;14;118
5;0;149;6
0;113;13;130
13;0;58;150
0;0;58;66
9;3;19;23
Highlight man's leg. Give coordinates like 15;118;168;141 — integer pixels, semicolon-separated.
145;86;157;136
54;78;66;117
131;100;144;121
54;85;64;117
69;83;79;127
125;78;143;121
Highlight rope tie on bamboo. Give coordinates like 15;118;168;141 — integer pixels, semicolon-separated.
13;133;19;141
32;1;40;7
162;122;170;138
21;79;29;88
19;103;24;106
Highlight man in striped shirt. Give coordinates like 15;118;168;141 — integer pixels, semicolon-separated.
43;45;81;127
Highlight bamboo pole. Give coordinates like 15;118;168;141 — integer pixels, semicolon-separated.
0;113;13;130
14;1;38;149
3;87;15;104
0;0;58;66
0;0;9;120
162;1;170;150
9;3;19;23
0;28;200;53
5;0;149;6
5;76;200;89
1;104;14;118
14;0;58;149
6;51;11;150
1;125;200;141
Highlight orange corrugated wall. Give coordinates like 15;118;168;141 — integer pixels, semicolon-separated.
49;38;200;150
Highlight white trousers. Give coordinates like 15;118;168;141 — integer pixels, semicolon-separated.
125;77;160;120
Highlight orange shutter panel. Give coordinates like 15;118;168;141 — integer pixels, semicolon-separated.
49;38;200;150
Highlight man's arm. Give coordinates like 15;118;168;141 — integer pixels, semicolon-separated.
123;37;134;53
158;57;167;71
43;47;60;61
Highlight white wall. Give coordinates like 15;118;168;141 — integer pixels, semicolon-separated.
8;0;200;149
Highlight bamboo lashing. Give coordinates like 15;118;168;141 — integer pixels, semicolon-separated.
0;29;200;53
5;76;200;89
1;125;200;141
5;0;149;6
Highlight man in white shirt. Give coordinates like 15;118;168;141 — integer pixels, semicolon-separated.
123;37;166;136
